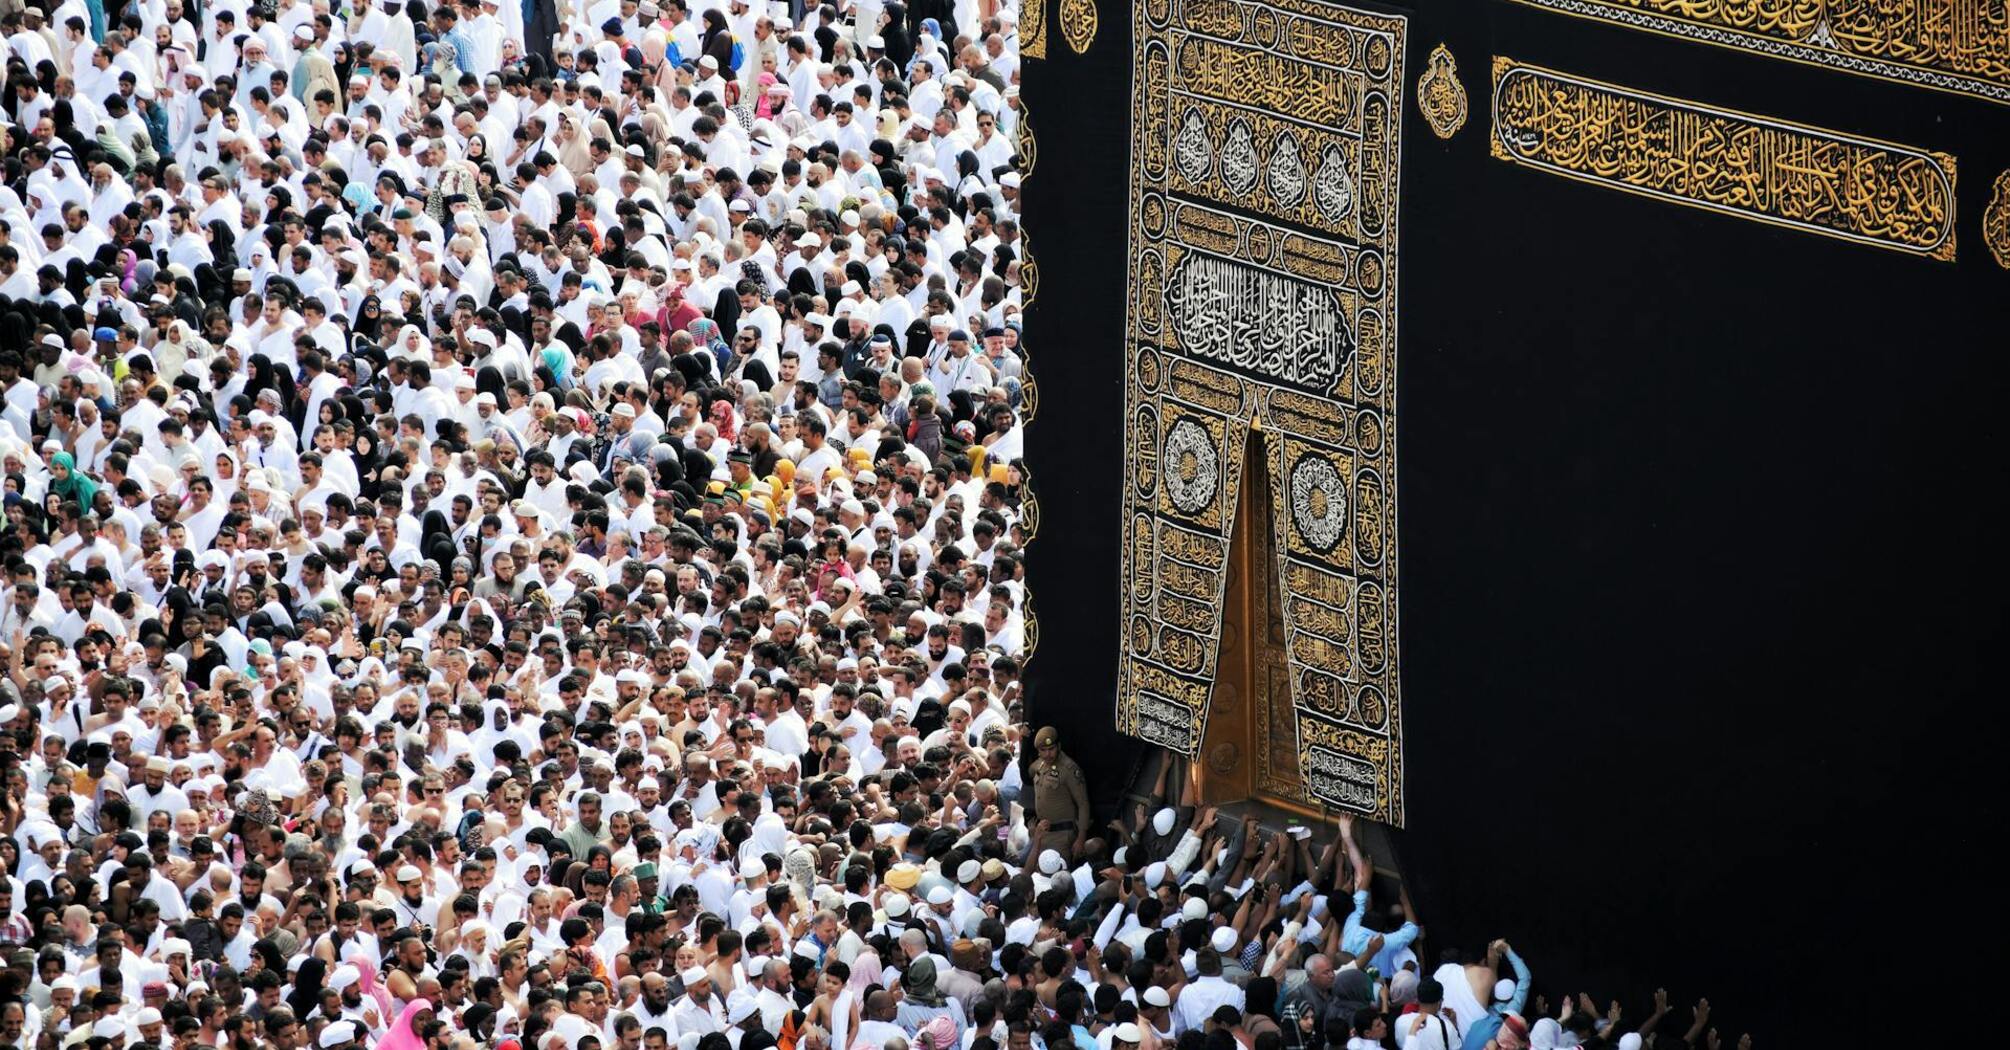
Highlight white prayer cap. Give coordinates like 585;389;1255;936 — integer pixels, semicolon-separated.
136;1008;163;1025
1494;978;1516;1002
725;989;758;1025
1151;808;1176;836
1143;862;1166;889
884;894;909;917
1110;1024;1143;1044
396;865;422;882
319;1021;357;1047
1210;927;1237;953
738;857;764;880
680;966;708;985
1143;986;1172;1007
956;860;980;883
1181;898;1207;921
1038;850;1065;875
926;885;953;906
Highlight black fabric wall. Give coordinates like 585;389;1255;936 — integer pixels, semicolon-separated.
1022;0;2006;1038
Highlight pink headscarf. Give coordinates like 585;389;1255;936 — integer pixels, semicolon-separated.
709;399;738;441
378;999;436;1050
755;72;782;118
845;949;882;995
913;1015;957;1050
353;961;397;1030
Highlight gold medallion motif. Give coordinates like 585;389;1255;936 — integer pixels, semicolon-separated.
1060;0;1097;54
1416;43;1467;140
1986;170;2010;270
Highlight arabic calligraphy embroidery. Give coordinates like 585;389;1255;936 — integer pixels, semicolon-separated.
1490;58;1959;261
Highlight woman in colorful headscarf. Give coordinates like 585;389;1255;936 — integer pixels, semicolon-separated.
46;452;97;511
688;316;731;374
754;70;785;119
708;398;738;443
378;996;432;1050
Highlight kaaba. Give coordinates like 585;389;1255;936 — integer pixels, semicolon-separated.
1018;0;2008;1036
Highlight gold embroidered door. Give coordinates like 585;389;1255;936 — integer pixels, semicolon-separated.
1196;428;1321;815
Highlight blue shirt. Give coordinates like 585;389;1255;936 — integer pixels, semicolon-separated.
1460;948;1530;1050
1338;888;1422;975
441;26;478;73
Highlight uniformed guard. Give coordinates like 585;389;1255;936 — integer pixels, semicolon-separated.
1028;725;1092;862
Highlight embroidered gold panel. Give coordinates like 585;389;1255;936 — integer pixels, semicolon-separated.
1490;58;1959;261
1986;170;2010;270
1120;0;1405;823
1507;0;2010;107
1023;0;1049;59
